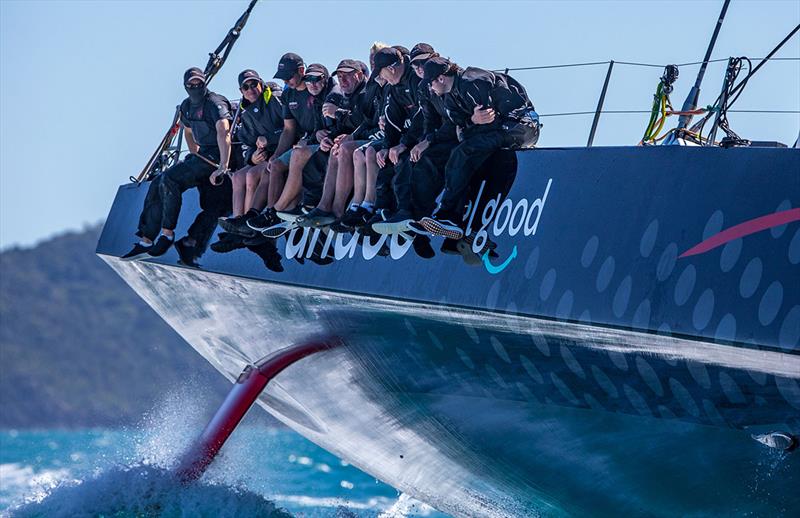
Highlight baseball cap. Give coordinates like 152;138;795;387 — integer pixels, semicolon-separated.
334;59;361;75
369;47;402;81
422;56;451;85
238;69;263;87
183;67;206;85
409;43;435;64
392;45;410;56
302;63;329;82
274;52;304;80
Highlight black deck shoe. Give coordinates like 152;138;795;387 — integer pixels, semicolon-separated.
373;209;414;235
121;242;152;261
219;212;257;237
339;206;371;229
175;237;200;268
262;221;295;238
276;206;310;223
148;235;174;257
412;235;436;259
247;208;280;232
420;216;464;240
210;233;247;253
298;208;337;228
361;209;388;238
329;219;352;233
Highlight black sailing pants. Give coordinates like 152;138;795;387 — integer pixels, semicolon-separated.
137;153;230;247
406;141;457;219
159;154;217;231
437;121;539;220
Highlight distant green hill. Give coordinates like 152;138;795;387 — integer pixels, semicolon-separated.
0;225;274;428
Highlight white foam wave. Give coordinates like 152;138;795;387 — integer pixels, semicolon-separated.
273;493;395;510
0;463;75;508
378;493;438;517
5;465;290;518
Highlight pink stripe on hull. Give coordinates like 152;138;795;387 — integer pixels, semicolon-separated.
680;208;800;258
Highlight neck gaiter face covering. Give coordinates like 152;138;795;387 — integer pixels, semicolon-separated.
186;85;208;105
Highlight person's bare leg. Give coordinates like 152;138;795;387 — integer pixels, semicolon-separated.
332;140;358;216
267;160;288;208
351;147;367;206
365;146;379;204
274;146;312;211
231;166;249;216
244;164;264;212
316;155;338;213
251;167;271;211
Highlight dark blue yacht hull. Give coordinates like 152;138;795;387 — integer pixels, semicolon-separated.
98;146;800;516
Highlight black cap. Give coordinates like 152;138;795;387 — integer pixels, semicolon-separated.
410;43;435;64
334;59;362;75
392;45;410;56
302;63;329;82
422;56;450;85
183;67;205;85
369;47;402;81
238;69;263;87
274;52;304;80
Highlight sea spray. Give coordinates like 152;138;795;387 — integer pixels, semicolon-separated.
2;382;447;517
7;464;291;518
5;382;291;518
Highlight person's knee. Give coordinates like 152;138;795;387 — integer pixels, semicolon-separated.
365;146;376;160
246;171;260;190
291;147;312;163
353;148;365;166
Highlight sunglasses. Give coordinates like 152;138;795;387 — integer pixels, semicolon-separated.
303;76;323;84
241;80;260;91
185;82;204;89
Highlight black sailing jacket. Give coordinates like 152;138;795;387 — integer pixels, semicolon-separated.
238;88;284;165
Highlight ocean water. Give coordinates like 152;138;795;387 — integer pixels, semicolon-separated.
0;388;446;517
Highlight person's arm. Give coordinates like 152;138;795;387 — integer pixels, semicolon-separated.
209;119;231;184
271;118;296;160
216;119;231;169
382;93;404;147
184;126;199;154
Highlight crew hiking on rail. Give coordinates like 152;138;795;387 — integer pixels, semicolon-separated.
122;43;540;265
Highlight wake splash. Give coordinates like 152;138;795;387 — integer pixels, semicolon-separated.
5;382;291;518
6;464;291;518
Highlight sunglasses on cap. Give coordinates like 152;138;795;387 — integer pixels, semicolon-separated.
240;80;260;91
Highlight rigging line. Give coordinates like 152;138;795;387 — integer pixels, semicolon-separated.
538;109;799;117
498;57;798;73
493;61;610;72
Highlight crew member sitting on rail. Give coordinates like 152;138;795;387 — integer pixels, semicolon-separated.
214;70;284;251
246;56;329;237
297;58;375;228
268;63;336;234
122;67;233;260
417;57;540;241
301;42;391;231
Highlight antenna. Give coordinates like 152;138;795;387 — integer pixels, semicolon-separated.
674;0;731;131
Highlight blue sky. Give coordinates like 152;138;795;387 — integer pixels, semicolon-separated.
1;0;798;249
